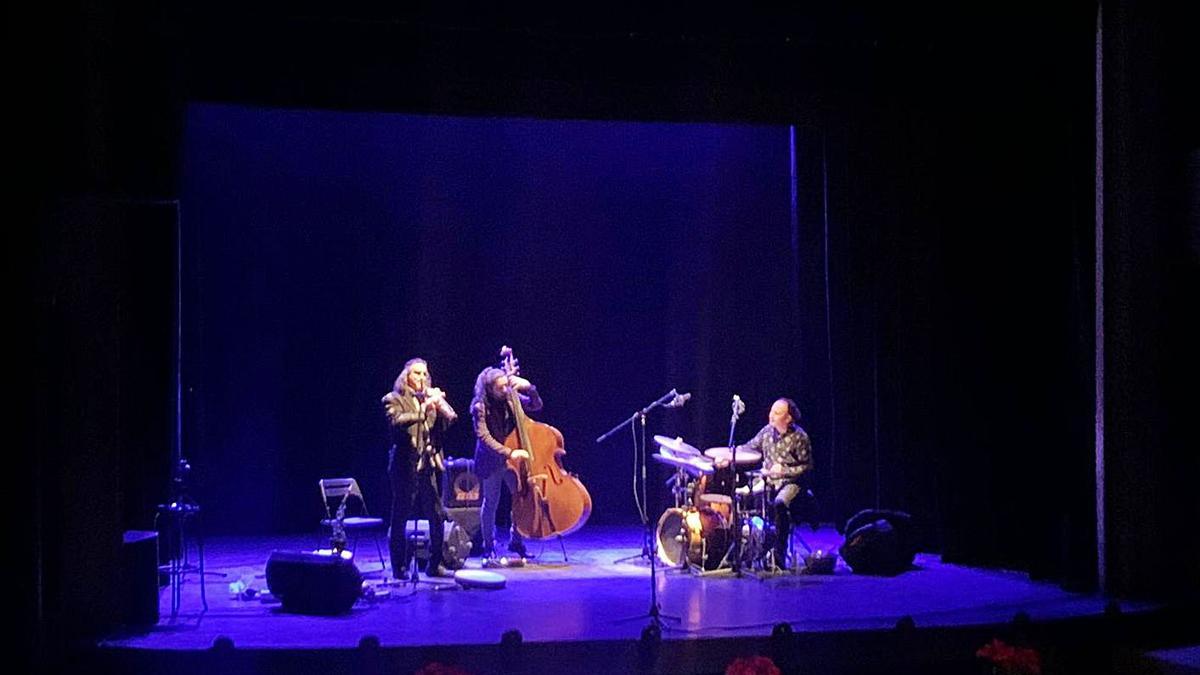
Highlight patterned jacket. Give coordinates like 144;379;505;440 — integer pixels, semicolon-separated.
739;423;813;489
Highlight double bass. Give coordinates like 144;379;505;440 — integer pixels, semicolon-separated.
499;346;592;539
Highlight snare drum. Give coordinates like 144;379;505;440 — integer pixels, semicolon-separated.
655;507;730;570
697;493;732;521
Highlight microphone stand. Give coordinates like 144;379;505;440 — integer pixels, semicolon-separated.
599;390;683;630
599;389;677;564
726;396;745;577
595;389;678;444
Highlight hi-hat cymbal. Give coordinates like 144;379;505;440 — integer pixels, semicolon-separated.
703;447;762;465
653;435;702;457
651;453;714;476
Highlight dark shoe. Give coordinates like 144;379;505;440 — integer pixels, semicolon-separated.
506;540;528;557
425;564;451;578
478;539;497;559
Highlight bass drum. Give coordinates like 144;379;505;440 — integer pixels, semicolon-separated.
655;507;730;571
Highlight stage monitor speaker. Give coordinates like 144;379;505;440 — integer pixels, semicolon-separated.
402;517;475;570
265;551;362;615
840;509;916;575
446;506;483;553
121;530;160;626
443;458;482;507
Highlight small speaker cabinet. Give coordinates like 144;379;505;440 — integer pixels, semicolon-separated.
443;457;482;507
121;530;160;627
265;551;363;615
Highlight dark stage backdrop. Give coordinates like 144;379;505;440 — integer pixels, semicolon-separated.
32;5;1200;659
180;105;819;534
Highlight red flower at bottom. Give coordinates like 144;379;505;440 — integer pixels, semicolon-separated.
726;655;782;675
977;638;1042;675
415;662;473;675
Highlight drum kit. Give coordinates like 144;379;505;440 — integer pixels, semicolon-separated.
651;435;782;573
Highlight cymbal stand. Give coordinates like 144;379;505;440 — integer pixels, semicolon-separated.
686;396;749;578
668;468;690;508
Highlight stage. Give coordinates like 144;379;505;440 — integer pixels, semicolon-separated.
91;525;1163;674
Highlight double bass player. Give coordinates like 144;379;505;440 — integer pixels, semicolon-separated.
471;365;541;560
471;347;592;564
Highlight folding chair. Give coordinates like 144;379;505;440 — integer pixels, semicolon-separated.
318;478;389;575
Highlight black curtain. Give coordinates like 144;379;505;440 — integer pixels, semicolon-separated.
179;110;807;534
170;11;1103;587
1099;0;1200;598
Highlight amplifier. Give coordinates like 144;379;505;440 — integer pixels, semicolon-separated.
443;457;482;507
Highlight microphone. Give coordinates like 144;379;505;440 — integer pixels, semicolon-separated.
732;394;746;415
664;392;692;409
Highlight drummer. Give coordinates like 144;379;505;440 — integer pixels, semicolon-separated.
734;398;813;569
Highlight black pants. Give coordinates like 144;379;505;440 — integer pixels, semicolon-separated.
388;449;445;574
772;481;811;565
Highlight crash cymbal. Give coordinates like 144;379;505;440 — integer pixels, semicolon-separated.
652;435;702;457
651;453;714;476
702;447;762;465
